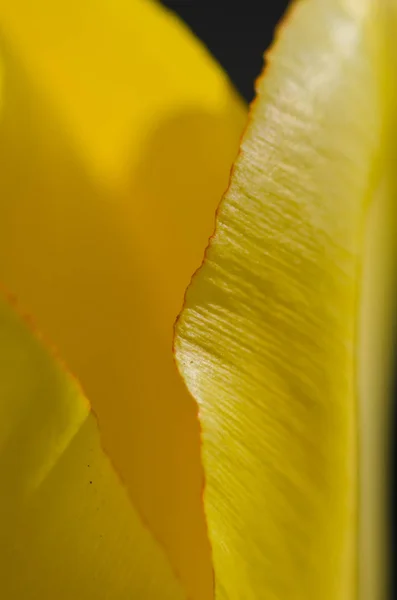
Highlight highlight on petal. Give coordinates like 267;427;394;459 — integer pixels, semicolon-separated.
175;1;395;599
0;290;184;599
0;2;246;598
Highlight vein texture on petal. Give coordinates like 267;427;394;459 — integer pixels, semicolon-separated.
175;1;391;599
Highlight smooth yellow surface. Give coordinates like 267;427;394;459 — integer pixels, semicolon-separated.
357;7;397;598
176;1;391;599
0;291;184;599
357;179;396;600
0;1;246;598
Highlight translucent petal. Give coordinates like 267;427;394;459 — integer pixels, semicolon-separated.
0;290;184;599
0;2;246;598
175;1;394;598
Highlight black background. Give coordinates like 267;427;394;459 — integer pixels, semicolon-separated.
161;1;395;596
161;1;290;102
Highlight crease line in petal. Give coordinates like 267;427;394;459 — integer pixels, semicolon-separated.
0;287;186;599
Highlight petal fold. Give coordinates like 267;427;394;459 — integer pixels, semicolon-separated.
0;290;184;599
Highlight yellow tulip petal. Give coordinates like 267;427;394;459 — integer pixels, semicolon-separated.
175;1;394;599
0;290;184;599
0;2;246;598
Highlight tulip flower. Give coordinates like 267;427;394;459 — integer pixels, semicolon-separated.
0;1;393;600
